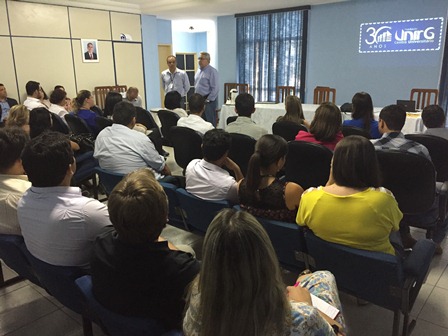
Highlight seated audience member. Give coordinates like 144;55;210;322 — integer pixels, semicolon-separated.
103;91;122;119
123;87;142;108
177;93;214;135
54;85;73;112
48;88;69;119
277;95;310;129
238;134;303;223
5;105;30;134
91;168;200;330
225;93;268;140
295;102;343;150
183;209;345;336
343;92;381;139
17;131;110;267
40;87;51;108
23;81;46;111
73;90;99;134
372;105;444;253
0;83;18;124
186;129;243;203
164;91;187;118
297;135;402;255
94;101;171;179
0;128;31;235
421;104;448;140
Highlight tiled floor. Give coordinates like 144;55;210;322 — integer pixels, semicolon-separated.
1;148;448;335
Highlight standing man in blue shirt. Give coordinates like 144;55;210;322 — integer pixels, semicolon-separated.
194;52;219;126
161;55;190;110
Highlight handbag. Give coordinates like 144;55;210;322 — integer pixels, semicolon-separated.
70;133;95;153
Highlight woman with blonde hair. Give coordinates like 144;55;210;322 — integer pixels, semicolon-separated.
5;104;30;134
277;95;309;128
295;102;343;150
183;209;345;336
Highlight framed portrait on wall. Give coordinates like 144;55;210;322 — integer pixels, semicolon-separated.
81;39;99;63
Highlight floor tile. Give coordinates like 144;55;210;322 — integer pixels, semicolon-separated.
425;258;448;286
411;283;434;317
412;319;448;336
61;307;107;336
418;286;448;328
436;264;448;290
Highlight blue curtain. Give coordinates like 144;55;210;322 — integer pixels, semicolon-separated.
237;10;308;102
439;26;448;123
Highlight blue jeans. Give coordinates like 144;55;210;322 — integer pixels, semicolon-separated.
203;100;217;127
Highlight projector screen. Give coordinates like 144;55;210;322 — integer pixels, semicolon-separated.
359;17;443;53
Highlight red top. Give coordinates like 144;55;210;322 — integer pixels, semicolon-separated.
294;130;344;151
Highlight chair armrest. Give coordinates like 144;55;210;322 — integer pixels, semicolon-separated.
436;181;448;196
436;181;448;221
403;239;435;277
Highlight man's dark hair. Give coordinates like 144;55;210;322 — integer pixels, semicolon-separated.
29;107;52;139
26;81;40;96
21;131;73;187
49;88;67;105
104;92;123;118
379;105;406;131
235;93;255;117
112;101;136;126
54;85;65;91
0;83;4;87
188;93;205;114
164;91;182;110
0;128;30;173
422;105;446;129
202;129;232;161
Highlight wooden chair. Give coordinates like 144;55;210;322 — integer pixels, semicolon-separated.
223;83;249;102
94;85;127;110
313;86;336;104
410;88;438;110
275;86;295;103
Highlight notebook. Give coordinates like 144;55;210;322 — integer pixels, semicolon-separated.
396;100;416;112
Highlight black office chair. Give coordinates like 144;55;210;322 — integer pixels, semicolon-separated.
136;107;159;130
342;125;371;139
228;133;256;176
285;141;333;190
51;113;70;134
170;126;203;173
158;110;180;146
65;114;93;135
226;116;238;125
272;121;307;142
95;116;113;133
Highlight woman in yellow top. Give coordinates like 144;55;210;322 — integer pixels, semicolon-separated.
296;135;403;255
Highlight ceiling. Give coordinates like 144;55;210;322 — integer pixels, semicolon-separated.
26;0;348;19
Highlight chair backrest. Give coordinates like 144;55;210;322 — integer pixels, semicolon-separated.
341;125;371;139
405;134;448;183
313;86;336;104
25;251;87;314
226;115;238;125
95;116;113;133
169;126;203;170
94;85;127;111
305;230;402;311
256;218;308;272
285;141;333;190
158;110;180;146
65;114;92;135
0;234;41;287
176;188;230;234
75;275;168;336
228;133;256;176
136;107;158;130
275;86;295;103
94;167;125;195
376;149;436;214
410;88;438;110
223;83;250;102
272;121;307;142
159;182;189;231
51;113;70;134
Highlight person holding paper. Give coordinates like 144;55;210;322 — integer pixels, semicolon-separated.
183;209;345;336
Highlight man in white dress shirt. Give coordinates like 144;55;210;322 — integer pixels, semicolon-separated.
94;101;171;180
161;55;190;109
18;131;111;268
23;81;46;111
177;93;214;136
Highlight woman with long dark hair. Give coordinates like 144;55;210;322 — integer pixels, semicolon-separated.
343;92;381;139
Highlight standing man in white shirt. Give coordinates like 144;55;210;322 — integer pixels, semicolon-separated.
23;81;46;111
161;55;190;110
194;52;219;126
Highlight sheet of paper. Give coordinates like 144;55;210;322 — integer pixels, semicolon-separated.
310;293;340;319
